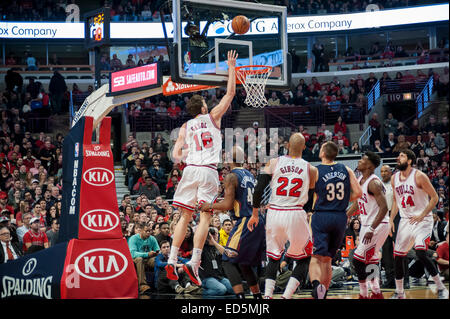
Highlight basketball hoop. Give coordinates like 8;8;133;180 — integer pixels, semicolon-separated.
235;65;272;108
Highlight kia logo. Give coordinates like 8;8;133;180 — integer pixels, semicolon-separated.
74;248;128;281
82;168;114;186
80;209;119;232
22;258;37;276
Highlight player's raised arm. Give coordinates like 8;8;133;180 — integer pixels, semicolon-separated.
410;170;439;225
200;172;238;212
347;166;363;202
210;50;238;125
172;123;187;163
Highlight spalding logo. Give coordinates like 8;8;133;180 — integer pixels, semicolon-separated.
80;209;119;232
74;248;128;281
82;167;114;187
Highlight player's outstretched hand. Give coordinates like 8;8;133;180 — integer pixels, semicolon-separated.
226;50;238;68
247;215;259;232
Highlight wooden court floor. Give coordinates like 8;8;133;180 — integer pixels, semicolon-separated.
140;282;449;299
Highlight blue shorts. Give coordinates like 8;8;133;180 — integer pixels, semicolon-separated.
311;211;347;258
222;214;266;266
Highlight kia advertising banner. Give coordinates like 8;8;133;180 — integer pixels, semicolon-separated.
77;117;122;240
0;242;68;299
60;238;138;299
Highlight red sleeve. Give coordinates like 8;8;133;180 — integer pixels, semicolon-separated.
22;232;31;245
42;232;48;243
344;137;350;147
16;212;23;223
436;244;448;260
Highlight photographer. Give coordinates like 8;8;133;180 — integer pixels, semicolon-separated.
199;227;234;297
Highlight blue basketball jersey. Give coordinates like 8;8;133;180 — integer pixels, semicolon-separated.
314;163;351;213
231;168;256;219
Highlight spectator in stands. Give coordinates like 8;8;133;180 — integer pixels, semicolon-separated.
125;54;136;68
435;231;449;281
328;95;341;113
313;42;325;72
382;132;397;157
0;225;22;264
110;54;123;71
383;113;398;137
218;218;233;247
25;52;38;71
148;160;165;194
267;92;280;107
437;66;449;98
351;142;361;154
395;45;409;58
179;225;194;258
334;116;347;136
22;216;48;253
167;100;181;120
369;113;381;145
392;135;411;155
199;227;234;297
365;72;378;92
155;222;172;246
333;130;350;147
345;217;360;246
138;176;160;200
49;70;67;115
395;122;410;136
49;53;61;65
128;157;143;192
425;115;440;134
128;223;160;295
155;240;198;295
411;134;426;155
45;218;59;247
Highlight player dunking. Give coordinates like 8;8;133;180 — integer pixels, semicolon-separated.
309;141;362;299
389;149;448;299
346;152;389;299
200;146;265;299
166;50;238;286
249;133;317;299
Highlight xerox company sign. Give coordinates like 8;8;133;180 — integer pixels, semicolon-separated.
80;209;119;232
74;248;128;281
82;167;114;186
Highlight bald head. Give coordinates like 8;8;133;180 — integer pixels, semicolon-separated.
288;133;305;156
232;145;245;164
380;164;392;183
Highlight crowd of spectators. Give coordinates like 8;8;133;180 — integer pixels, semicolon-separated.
2;0;448;22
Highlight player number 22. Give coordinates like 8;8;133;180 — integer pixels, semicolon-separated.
326;182;345;201
276;177;303;197
193;132;213;151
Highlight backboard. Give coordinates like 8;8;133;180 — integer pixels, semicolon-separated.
171;0;290;89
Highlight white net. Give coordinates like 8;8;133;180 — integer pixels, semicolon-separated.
235;66;272;108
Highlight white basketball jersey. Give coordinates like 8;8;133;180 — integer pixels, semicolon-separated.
357;174;389;226
184;114;221;165
268;156;310;208
394;169;430;219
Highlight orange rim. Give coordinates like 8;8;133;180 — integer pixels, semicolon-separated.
235;65;272;84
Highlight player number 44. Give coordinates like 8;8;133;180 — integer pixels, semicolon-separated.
401;195;415;208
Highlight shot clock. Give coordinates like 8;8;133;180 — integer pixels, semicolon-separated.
84;8;110;49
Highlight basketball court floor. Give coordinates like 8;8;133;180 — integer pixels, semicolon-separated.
138;282;449;299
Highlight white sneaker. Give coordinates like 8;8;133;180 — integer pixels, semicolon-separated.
390;291;406;299
437;288;449;299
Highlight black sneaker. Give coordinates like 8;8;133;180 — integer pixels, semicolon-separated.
183;263;202;286
165;263;179;281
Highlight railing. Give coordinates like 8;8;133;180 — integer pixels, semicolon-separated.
358;126;372;148
367;80;381;112
381;78;429;94
264;104;365;129
416;76;434;118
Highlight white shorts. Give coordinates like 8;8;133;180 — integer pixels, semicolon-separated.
353;223;390;264
394;217;433;257
172;165;219;213
266;207;313;261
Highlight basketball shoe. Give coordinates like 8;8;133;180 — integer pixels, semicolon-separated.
437;288;449;299
390;291;406;299
370;292;384;299
312;283;327;299
183;262;202;286
165;263;179;281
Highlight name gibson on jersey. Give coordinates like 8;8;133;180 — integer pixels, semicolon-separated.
280;166;304;175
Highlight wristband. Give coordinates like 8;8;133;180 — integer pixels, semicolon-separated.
368;226;375;232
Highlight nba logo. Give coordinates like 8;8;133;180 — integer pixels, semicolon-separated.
75;143;79;158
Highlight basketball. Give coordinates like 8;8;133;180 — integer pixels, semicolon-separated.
232;15;250;35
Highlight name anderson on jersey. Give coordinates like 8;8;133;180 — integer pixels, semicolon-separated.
322;171;347;183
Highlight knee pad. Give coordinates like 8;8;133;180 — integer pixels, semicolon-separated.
291;257;310;284
239;264;258;287
415;249;438;277
265;258;280;281
222;261;243;287
352;258;368;281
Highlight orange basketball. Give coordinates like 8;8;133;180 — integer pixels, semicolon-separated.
231;15;250;35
